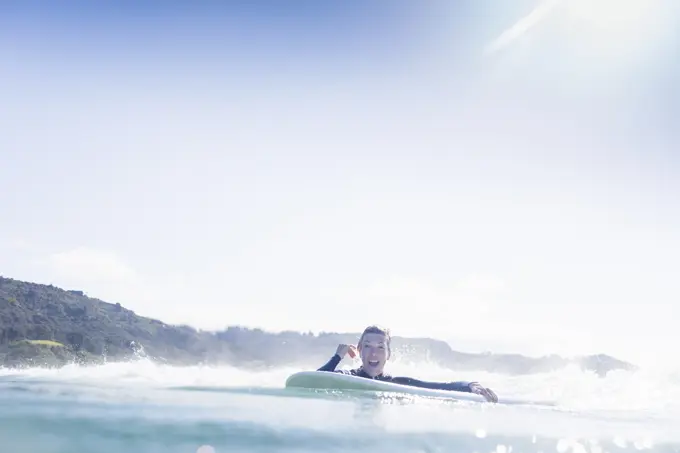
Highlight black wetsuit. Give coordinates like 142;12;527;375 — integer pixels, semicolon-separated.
317;354;474;393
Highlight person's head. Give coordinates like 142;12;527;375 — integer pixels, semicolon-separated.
357;325;391;377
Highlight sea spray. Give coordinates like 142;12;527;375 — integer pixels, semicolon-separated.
2;357;680;452
2;354;680;413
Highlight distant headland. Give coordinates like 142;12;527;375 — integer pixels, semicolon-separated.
0;276;636;376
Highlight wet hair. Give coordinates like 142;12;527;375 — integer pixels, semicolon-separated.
358;325;392;356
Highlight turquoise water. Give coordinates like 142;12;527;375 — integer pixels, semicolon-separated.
1;360;679;453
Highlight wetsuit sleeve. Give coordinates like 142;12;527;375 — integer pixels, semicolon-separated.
317;354;342;372
389;376;473;392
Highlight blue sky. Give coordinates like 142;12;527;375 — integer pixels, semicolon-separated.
1;0;679;365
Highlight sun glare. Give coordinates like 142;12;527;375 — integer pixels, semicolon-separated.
486;0;675;58
563;0;664;34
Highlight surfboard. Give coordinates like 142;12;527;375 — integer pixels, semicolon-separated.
285;371;555;406
285;371;502;403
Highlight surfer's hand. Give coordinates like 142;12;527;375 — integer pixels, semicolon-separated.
335;344;357;359
469;382;498;403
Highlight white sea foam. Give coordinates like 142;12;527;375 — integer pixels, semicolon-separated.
2;357;680;451
2;354;680;413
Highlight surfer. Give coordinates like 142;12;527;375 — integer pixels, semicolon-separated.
318;325;499;403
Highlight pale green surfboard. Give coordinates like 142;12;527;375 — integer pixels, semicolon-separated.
285;371;552;406
285;371;481;402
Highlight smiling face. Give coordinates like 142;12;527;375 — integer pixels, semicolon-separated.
357;327;391;377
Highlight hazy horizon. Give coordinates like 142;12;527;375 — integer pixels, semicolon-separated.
2;0;679;366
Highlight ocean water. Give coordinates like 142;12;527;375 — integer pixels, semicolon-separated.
1;358;680;453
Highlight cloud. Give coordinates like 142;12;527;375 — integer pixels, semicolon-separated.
48;247;136;283
40;247;167;319
322;273;512;338
0;237;37;253
453;273;507;293
365;273;506;308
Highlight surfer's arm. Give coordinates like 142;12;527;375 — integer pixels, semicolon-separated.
317;354;342;372
388;376;474;392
